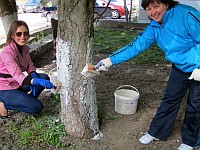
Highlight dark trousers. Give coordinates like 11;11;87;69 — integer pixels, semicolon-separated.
0;73;50;114
148;65;200;147
51;18;58;59
51;18;58;50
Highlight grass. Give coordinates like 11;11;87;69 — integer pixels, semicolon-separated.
16;116;66;148
9;94;66;149
106;113;118;121
94;27;137;52
94;27;167;64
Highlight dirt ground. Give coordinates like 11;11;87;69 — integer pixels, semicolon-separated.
68;53;188;150
0;50;194;150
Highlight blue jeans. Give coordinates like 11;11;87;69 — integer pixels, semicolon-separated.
0;73;50;114
148;65;200;147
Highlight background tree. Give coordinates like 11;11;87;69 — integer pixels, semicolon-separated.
57;0;100;138
0;0;18;36
124;0;133;23
124;0;128;22
128;0;133;22
94;0;111;21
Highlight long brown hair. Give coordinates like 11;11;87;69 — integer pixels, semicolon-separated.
6;20;30;45
141;0;179;10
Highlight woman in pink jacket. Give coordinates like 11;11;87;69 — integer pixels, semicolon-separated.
0;20;55;120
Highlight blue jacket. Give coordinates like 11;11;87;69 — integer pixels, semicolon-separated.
110;4;200;73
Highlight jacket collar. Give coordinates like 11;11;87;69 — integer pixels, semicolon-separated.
9;41;29;69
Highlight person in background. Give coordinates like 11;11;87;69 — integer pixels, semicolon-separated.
40;0;58;61
94;0;200;149
0;20;55;121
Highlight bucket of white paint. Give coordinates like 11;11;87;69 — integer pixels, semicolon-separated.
49;67;57;85
114;85;140;115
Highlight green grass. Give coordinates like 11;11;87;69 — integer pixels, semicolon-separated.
94;27;137;52
94;27;167;64
9;94;66;149
16;116;66;148
106;113;118;121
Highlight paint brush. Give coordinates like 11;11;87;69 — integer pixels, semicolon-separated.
81;64;100;77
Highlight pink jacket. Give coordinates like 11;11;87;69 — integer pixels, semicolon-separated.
0;41;36;90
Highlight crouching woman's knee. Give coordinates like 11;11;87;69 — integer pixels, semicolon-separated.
29;100;43;114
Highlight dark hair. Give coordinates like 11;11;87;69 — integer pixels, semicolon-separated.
6;20;30;45
141;0;179;10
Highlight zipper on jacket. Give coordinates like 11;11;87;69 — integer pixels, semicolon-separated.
160;23;164;33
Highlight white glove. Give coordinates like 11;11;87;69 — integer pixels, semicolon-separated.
188;68;200;81
95;58;112;71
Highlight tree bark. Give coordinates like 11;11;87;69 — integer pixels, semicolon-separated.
128;0;133;22
57;0;99;138
124;0;129;22
0;0;17;36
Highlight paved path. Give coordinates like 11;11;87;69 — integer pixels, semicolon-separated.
0;13;51;45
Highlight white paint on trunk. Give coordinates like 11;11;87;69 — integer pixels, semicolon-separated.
57;37;100;137
56;38;72;106
1;13;17;36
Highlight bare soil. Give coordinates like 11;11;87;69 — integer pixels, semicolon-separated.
0;48;193;150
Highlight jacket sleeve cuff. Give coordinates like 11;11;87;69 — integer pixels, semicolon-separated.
22;75;32;85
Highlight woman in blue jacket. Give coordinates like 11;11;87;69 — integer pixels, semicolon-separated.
95;0;200;149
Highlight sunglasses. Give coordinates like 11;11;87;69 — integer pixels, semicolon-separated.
15;31;29;37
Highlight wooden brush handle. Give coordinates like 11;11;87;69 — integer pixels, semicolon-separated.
87;64;100;75
54;81;61;94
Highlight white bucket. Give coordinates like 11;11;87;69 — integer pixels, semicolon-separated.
49;67;57;85
114;85;140;115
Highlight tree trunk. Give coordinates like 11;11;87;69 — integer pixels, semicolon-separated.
0;0;17;36
128;0;133;22
124;0;128;22
57;0;99;138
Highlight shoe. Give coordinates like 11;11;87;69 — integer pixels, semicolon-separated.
178;143;193;150
1;115;11;119
139;132;159;144
0;115;12;126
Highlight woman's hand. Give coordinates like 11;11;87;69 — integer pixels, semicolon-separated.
188;68;200;81
31;71;38;78
95;58;112;71
32;78;55;89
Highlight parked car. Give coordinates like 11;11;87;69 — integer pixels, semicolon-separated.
94;2;112;19
101;0;137;11
23;0;42;13
109;3;125;19
96;0;125;19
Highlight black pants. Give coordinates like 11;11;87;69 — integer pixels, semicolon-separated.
51;18;58;50
148;65;200;147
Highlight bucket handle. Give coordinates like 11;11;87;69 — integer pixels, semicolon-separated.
115;85;139;94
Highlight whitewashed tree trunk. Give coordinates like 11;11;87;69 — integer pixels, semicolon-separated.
57;0;99;138
0;0;18;36
1;14;17;36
